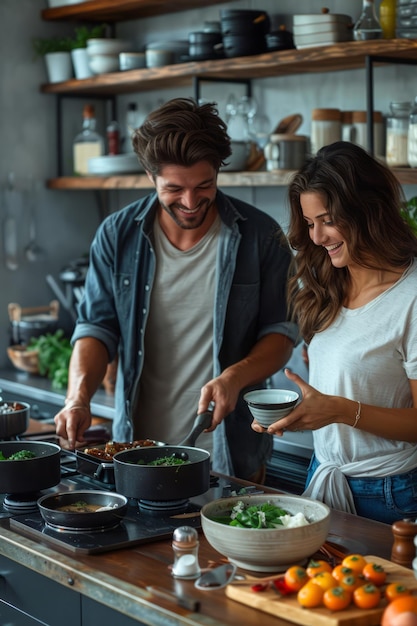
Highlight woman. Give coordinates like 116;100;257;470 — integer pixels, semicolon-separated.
254;141;417;523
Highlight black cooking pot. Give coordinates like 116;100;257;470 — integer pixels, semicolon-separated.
0;441;61;494
266;29;295;51
222;34;267;58
37;490;128;531
113;446;210;501
220;9;270;36
0;402;30;439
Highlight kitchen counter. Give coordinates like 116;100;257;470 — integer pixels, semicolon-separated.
0;474;394;626
0;368;115;420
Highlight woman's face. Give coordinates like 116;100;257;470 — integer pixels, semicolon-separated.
300;191;352;268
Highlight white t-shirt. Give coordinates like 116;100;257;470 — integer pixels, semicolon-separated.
134;216;220;454
303;259;417;512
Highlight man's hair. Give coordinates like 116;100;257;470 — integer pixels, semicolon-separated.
132;97;232;176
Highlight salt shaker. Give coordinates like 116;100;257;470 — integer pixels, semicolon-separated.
171;526;201;579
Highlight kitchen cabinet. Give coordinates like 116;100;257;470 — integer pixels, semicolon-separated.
40;1;417;189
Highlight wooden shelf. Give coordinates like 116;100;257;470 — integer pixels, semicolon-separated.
40;39;417;97
41;0;239;22
46;171;297;189
46;167;417;190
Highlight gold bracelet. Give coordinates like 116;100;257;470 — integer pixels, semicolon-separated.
352;401;361;428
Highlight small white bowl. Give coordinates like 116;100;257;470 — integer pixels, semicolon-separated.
88;54;119;75
119;52;146;71
244;388;299;427
86;38;133;55
201;494;330;572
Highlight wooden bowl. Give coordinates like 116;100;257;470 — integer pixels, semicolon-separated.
7;345;39;374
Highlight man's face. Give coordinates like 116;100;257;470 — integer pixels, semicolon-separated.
151;161;218;231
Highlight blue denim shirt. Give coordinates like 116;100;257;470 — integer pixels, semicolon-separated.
72;190;298;478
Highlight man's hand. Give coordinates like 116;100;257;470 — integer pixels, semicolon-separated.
54;402;92;449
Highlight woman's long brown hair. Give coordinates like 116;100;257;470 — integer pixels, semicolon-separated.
287;141;417;343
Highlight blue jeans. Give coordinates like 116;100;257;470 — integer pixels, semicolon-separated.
306;454;417;524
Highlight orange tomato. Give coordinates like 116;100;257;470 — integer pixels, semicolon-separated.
385;582;412;603
381;596;417;626
310;571;337;592
306;559;333;578
332;564;354;583
284;565;308;592
323;586;352;612
342;554;368;575
353;583;382;610
297;581;324;608
362;562;387;586
338;573;364;593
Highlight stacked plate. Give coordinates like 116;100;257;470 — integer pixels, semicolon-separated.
293;12;353;48
88;154;144;176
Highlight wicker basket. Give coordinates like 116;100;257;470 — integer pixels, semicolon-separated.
7;345;40;374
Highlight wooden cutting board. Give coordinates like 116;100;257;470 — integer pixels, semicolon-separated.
225;556;417;626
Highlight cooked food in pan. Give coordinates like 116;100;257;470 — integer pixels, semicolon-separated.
84;439;159;461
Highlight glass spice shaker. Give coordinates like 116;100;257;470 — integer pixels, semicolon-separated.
171;526;201;579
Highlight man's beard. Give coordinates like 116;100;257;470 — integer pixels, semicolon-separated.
160;197;214;230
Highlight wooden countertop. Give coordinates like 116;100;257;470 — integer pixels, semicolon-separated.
0;474;394;626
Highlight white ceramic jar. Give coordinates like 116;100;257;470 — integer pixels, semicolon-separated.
311;108;341;154
386;101;412;167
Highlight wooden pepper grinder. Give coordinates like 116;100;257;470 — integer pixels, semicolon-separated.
391;519;417;568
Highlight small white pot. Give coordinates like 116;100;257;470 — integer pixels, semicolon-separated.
71;48;93;80
44;51;73;83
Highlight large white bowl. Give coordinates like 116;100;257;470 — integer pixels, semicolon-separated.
86;38;133;55
201;494;330;572
244;388;299;427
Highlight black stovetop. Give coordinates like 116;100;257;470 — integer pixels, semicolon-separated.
5;450;264;555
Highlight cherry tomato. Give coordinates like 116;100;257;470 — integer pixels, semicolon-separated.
323;586;352;612
310;571;337;592
284;565;308;592
306;559;333;578
297;580;324;608
353;583;382;609
271;577;292;596
342;554;368;575
339;573;364;592
332;564;354;583
381;596;417;626
362;562;387;586
385;582;412;603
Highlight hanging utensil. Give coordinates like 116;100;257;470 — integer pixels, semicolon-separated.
3;173;19;271
24;180;44;262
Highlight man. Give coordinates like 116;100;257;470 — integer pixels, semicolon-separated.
55;98;297;482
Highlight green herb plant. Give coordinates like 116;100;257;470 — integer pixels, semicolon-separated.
401;196;417;235
71;23;108;49
27;329;72;390
32;36;73;57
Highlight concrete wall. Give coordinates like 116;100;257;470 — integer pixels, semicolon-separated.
1;0;417;368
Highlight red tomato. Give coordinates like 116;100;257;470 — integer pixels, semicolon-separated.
362;562;387;586
297;581;324;608
323;586;352;611
284;565;308;592
385;582;412;603
353;583;381;609
381;596;417;626
306;559;333;578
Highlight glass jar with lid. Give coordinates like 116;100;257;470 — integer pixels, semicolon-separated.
408;97;417;167
386;101;412;167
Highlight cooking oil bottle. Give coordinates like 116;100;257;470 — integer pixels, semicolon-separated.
73;104;104;176
379;0;397;39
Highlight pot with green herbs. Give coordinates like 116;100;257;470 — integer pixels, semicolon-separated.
0;441;61;494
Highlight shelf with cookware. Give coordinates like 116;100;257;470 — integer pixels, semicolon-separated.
41;38;417;189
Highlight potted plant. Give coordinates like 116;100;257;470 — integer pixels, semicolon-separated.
33;36;73;83
70;24;107;79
